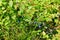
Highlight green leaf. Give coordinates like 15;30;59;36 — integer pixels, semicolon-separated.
9;0;13;7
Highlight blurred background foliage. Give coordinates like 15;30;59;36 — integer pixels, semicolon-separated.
0;0;60;40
